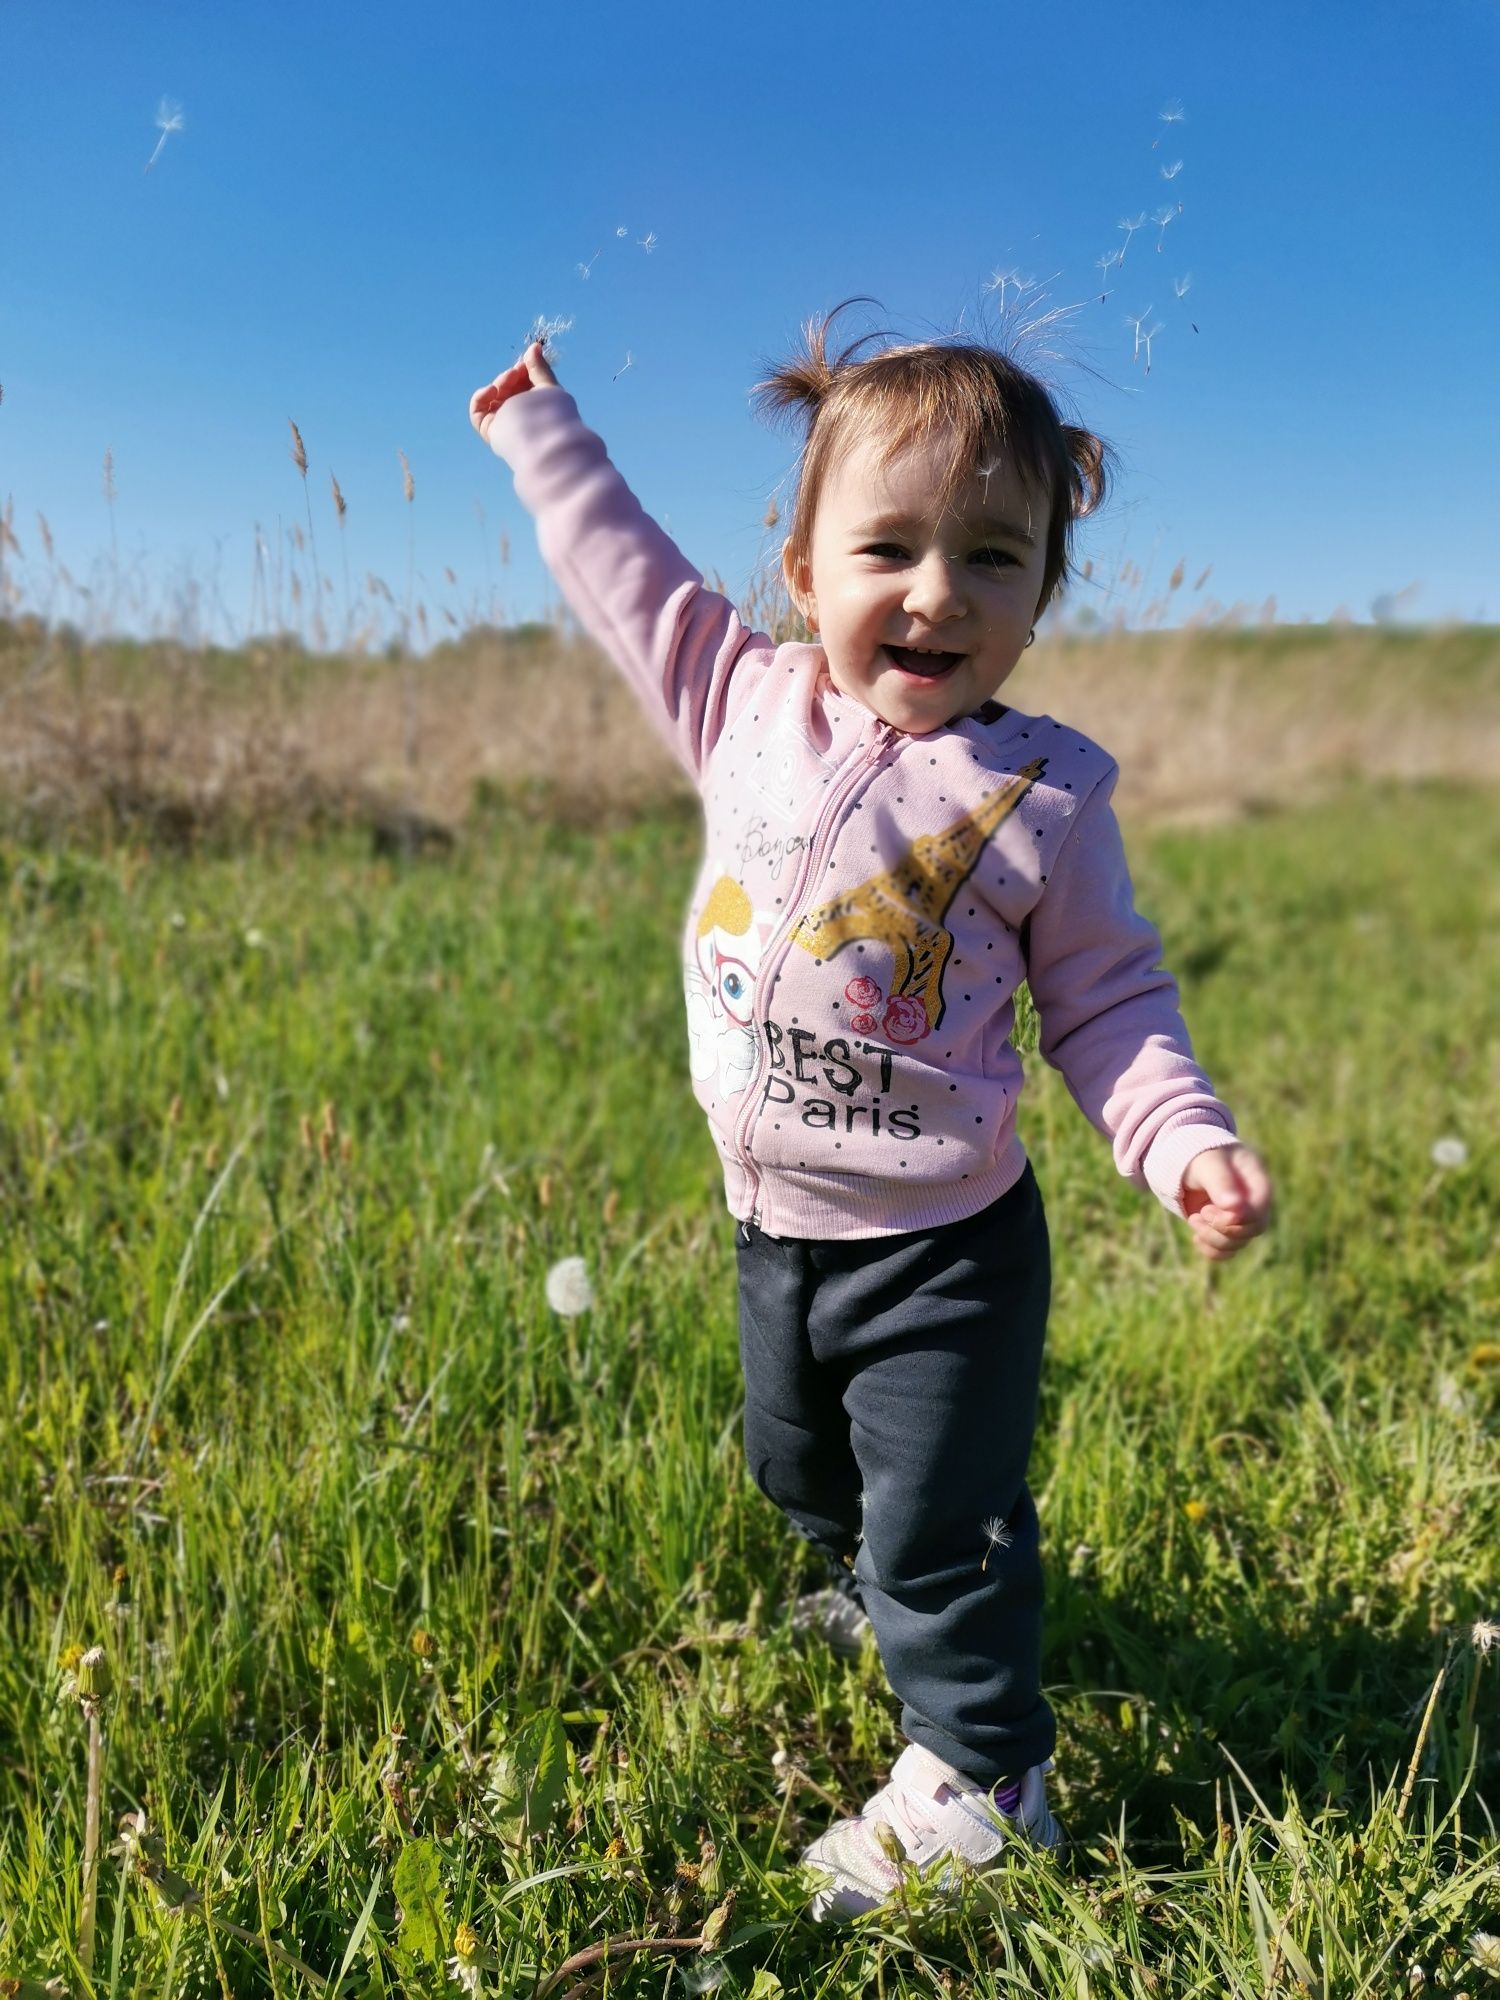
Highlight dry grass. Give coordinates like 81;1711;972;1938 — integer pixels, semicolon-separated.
0;610;1495;850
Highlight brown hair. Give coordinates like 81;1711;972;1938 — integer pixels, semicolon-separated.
751;298;1113;627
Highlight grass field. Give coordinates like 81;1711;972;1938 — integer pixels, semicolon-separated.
2;731;1499;1991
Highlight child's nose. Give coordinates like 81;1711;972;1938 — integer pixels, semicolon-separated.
903;555;965;619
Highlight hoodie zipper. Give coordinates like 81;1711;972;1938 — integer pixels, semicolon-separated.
734;717;898;1233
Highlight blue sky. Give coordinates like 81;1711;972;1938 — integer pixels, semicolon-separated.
3;0;1498;644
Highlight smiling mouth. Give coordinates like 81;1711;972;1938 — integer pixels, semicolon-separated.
883;644;966;679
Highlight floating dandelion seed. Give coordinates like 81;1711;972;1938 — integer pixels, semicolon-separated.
1153;205;1178;252
576;246;602;279
1160;160;1184;180
1173;273;1193;299
638;230;658;253
1430;1136;1469;1169
1094;250;1123;302
144;97;184;174
1117;214;1147;264
615;225;628;237
613;350;634;380
1143;321;1164;373
545;1256;595;1317
980;1516;1012;1571
1125;306;1152;360
985;267;1032;312
1160;99;1186;124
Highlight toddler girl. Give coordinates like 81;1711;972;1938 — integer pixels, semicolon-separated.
470;307;1273;1922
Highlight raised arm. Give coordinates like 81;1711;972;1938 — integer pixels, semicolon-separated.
470;344;772;783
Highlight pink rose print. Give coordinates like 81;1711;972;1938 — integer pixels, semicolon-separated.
882;994;931;1044
848;1010;878;1033
844;975;883;1010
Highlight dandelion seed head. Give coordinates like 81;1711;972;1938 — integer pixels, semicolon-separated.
1471;1618;1500;1655
545;1256;595;1317
1430;1135;1468;1169
527;312;575;356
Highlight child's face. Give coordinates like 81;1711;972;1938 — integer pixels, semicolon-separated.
784;427;1049;736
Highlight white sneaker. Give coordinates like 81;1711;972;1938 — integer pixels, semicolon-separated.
801;1742;1062;1922
790;1585;874;1659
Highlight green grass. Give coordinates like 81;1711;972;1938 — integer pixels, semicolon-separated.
1;777;1498;1997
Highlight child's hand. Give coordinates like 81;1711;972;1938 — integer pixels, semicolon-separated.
1180;1143;1274;1262
469;341;559;446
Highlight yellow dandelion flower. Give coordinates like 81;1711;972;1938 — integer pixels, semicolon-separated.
1183;1499;1209;1523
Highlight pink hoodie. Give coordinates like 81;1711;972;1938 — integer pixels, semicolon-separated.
489;387;1239;1239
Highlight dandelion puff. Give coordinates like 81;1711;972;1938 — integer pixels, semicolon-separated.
1471;1618;1500;1655
680;1964;728;1995
1430;1136;1468;1169
526;312;575;356
144;97;184;174
545;1256;595;1317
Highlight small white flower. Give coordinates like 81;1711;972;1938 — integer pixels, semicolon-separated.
445;1956;481;1995
244;927;266;950
545;1257;594;1317
1469;1932;1500;1974
1430;1136;1468;1169
1471;1618;1500;1655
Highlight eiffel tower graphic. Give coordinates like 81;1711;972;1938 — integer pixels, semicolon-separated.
789;758;1046;1035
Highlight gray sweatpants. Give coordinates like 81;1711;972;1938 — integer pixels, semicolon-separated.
735;1161;1054;1785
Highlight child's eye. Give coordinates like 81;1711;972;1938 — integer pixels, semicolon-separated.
972;548;1017;568
863;543;907;559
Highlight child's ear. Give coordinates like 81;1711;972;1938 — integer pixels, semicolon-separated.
781;539;818;631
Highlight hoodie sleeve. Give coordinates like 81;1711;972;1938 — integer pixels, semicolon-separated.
486;386;768;784
1023;766;1240;1217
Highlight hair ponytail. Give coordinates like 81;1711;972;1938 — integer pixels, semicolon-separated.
749;297;893;437
1061;424;1110;523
